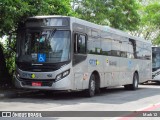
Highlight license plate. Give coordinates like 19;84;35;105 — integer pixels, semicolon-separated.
32;82;42;86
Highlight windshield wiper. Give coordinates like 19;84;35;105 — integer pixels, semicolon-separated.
48;28;57;39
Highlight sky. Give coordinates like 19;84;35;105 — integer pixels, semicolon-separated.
0;36;7;44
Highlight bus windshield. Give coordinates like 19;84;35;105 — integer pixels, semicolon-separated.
18;29;70;63
152;50;160;71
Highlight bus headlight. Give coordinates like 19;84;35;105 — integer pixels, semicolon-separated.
15;70;20;79
55;69;70;82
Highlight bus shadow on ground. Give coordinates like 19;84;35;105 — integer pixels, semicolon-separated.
1;84;160;106
13;86;140;99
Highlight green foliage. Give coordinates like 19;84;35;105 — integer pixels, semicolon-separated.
142;2;160;26
107;0;140;31
131;1;160;43
73;0;140;31
3;38;16;75
0;0;74;37
152;35;160;45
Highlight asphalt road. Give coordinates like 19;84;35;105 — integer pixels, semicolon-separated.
1;82;160;120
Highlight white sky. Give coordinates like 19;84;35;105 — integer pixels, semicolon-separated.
0;36;7;44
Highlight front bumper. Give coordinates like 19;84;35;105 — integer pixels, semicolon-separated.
14;75;73;91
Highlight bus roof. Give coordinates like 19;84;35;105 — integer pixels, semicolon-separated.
28;15;69;19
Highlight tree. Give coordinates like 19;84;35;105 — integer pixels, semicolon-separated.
73;0;140;31
0;0;74;36
143;2;160;44
130;1;160;43
0;43;13;87
0;0;74;87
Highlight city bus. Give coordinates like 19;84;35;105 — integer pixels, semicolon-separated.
152;46;160;82
14;16;152;97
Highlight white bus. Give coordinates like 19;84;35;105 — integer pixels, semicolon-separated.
152;46;160;81
14;16;152;97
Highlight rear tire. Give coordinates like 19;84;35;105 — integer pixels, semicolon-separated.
124;73;139;90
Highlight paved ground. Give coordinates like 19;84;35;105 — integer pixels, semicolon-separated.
0;82;160;120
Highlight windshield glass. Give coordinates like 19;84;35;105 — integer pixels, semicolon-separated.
18;29;70;63
152;52;160;69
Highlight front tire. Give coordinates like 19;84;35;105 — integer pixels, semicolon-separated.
85;74;96;97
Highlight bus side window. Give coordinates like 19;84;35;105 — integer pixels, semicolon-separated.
74;33;87;54
129;39;137;59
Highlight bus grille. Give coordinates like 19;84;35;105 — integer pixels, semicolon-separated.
19;78;54;87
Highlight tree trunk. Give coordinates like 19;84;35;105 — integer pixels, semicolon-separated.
0;44;13;88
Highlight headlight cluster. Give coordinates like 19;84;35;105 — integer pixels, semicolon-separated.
15;70;20;79
55;69;70;82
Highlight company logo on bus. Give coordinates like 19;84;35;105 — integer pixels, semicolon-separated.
89;59;100;66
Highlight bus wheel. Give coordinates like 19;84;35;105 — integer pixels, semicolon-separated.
124;73;139;90
85;74;96;97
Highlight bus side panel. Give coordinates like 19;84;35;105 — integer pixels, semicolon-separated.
103;56;120;86
73;59;90;90
140;60;152;82
119;57;133;85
